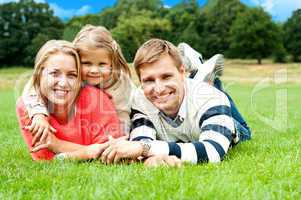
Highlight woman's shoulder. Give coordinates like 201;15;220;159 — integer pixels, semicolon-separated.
16;97;26;114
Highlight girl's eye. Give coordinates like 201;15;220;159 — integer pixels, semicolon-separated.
82;62;91;66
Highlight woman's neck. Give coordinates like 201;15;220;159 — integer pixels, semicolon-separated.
48;103;74;124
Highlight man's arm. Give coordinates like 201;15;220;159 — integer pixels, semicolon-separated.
129;104;235;164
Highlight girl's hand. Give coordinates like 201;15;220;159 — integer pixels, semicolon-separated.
24;114;56;146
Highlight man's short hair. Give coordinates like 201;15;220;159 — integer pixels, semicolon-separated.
133;38;183;79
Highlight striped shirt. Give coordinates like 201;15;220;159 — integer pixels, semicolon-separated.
130;78;239;164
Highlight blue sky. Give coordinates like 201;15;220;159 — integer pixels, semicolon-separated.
1;0;300;22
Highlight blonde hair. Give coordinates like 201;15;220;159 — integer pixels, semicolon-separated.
73;24;130;86
32;40;82;106
133;38;183;79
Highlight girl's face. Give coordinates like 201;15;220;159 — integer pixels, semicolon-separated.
40;52;79;107
80;48;112;86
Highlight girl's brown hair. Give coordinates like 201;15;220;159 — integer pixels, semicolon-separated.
73;25;130;86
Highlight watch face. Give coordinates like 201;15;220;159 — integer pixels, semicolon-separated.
141;141;151;157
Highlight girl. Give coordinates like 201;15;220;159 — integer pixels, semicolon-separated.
17;40;123;160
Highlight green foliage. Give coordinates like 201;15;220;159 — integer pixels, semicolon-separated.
62;14;103;42
201;0;246;58
0;0;64;66
112;11;171;61
165;0;203;52
0;0;297;67
283;9;301;62
229;7;281;64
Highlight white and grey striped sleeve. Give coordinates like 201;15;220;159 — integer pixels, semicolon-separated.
145;104;235;164
129;108;156;141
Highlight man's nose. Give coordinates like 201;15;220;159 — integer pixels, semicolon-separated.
154;79;165;94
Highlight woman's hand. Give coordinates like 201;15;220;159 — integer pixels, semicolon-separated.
144;155;182;167
65;143;110;160
31;133;60;153
24;114;56;146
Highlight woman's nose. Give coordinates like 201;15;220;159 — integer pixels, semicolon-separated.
57;75;68;87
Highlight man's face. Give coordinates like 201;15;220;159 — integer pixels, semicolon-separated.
139;54;185;118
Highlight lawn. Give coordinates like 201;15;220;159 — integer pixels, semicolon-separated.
0;62;300;199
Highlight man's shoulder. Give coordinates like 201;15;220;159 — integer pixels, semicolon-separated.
131;88;158;117
185;78;230;111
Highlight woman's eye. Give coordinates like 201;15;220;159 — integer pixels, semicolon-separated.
68;74;77;78
49;71;59;76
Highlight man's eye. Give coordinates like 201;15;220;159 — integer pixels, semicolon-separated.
163;75;172;80
143;79;153;84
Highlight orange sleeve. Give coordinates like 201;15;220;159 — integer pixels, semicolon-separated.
16;98;55;161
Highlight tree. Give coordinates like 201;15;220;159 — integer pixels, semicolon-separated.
112;11;171;61
97;0;164;30
0;0;64;66
165;0;201;49
283;9;301;62
229;7;281;64
200;0;246;58
63;14;102;41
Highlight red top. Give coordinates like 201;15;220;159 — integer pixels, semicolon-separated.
16;86;123;160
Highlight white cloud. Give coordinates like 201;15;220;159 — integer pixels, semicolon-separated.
248;0;301;21
49;3;92;19
164;4;171;9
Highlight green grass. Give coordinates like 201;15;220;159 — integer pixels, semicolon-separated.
0;66;301;199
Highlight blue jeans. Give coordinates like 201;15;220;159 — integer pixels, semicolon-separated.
214;78;251;141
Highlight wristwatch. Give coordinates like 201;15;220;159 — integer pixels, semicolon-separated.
140;140;152;157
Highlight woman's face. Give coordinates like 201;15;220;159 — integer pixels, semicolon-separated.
40;52;79;107
80;48;112;86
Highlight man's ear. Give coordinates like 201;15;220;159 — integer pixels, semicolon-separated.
179;64;185;76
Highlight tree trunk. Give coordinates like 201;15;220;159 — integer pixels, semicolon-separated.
257;57;262;65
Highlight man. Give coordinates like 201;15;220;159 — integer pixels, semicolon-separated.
101;39;243;166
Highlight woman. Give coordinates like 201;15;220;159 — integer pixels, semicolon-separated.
16;40;123;161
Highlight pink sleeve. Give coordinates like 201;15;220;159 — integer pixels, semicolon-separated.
16;98;55;161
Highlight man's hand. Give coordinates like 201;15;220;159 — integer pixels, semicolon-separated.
24;114;56;146
101;140;143;164
144;155;182;167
